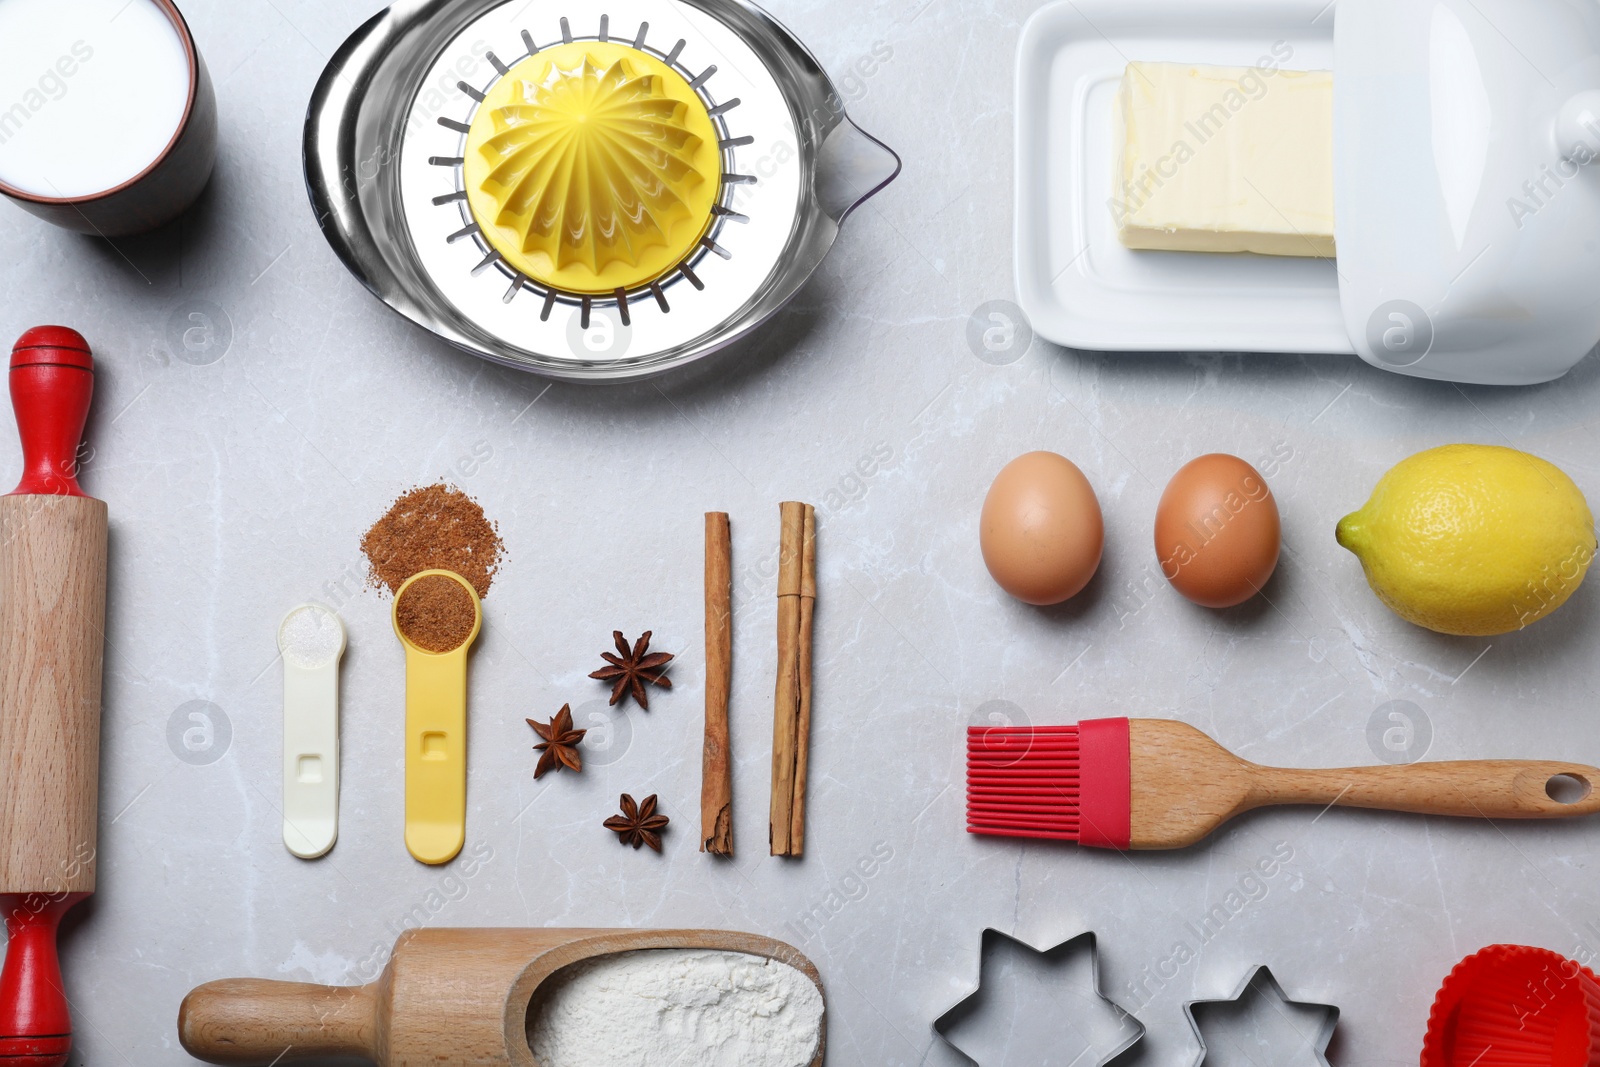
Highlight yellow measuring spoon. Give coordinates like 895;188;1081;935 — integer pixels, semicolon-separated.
391;569;482;865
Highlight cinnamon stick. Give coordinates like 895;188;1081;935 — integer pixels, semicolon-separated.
701;512;733;856
791;504;816;854
771;501;816;857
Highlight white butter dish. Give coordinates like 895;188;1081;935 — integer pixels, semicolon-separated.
1014;0;1344;357
1335;0;1600;384
1017;0;1600;385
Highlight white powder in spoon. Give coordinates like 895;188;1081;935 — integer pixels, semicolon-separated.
278;606;344;669
526;949;823;1067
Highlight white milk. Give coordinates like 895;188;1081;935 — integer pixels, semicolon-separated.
0;0;192;198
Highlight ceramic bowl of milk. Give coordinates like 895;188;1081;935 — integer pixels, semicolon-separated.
0;0;216;236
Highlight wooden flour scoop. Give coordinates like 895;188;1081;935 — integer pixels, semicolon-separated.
179;928;826;1066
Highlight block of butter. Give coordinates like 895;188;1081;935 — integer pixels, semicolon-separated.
1113;61;1335;258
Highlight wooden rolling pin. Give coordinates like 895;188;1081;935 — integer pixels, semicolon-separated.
0;327;107;1067
179;928;826;1067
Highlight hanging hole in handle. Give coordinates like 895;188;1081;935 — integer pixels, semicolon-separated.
1546;773;1592;804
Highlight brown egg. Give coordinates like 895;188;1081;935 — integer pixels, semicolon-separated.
1154;454;1281;608
980;452;1104;605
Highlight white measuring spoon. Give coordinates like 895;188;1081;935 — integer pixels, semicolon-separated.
278;604;346;859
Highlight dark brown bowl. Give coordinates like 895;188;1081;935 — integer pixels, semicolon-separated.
0;0;217;237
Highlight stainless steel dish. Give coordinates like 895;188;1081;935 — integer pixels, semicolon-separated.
305;0;900;381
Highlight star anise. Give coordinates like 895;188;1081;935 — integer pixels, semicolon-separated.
526;704;586;778
603;793;670;852
589;630;674;710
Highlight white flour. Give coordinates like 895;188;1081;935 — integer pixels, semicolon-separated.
526;949;823;1067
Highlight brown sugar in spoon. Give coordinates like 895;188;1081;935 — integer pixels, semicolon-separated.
392;569;481;865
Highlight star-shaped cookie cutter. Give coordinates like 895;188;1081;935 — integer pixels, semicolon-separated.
932;929;1146;1066
1182;965;1339;1065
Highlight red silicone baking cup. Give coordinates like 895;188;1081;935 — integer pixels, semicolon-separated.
1422;944;1600;1067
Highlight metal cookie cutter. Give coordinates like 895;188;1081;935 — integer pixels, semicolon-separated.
933;929;1146;1066
1182;965;1339;1066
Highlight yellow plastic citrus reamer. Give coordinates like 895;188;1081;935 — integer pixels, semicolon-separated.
462;40;722;295
392;569;482;865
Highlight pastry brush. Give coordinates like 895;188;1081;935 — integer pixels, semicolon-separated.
966;718;1600;848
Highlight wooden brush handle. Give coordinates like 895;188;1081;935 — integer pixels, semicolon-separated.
1247;760;1600;818
178;979;380;1064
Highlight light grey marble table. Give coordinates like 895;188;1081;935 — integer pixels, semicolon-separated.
3;1;1599;1064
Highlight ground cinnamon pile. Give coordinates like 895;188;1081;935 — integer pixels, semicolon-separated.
361;483;503;598
396;575;477;653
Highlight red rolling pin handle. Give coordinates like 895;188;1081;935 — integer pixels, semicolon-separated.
7;325;93;498
0;894;84;1066
0;326;96;1067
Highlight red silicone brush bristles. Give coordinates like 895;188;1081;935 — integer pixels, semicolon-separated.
967;725;1083;840
965;718;1133;848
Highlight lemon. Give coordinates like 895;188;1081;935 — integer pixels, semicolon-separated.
1336;444;1596;636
